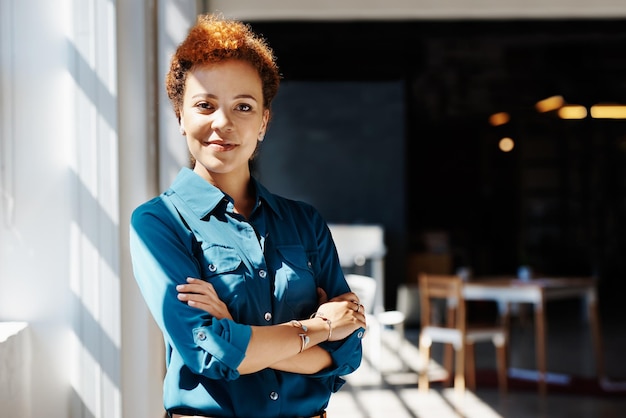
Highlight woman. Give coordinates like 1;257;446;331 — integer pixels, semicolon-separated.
129;14;366;418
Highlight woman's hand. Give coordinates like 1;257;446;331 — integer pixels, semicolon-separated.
176;277;233;320
315;291;367;341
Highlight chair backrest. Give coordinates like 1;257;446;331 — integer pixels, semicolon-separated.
418;273;466;333
345;273;377;315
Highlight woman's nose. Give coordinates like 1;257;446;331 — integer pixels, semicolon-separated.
211;108;233;131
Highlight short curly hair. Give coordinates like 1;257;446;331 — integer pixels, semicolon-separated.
165;14;281;122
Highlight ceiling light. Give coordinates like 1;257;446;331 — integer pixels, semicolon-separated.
489;112;510;126
499;137;514;152
536;95;564;113
558;105;587;119
590;104;626;119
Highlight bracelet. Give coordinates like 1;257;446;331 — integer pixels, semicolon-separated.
310;312;332;341
290;320;310;353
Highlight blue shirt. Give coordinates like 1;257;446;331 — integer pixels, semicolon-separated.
130;168;363;417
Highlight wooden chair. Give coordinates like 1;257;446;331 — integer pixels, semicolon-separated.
417;273;508;394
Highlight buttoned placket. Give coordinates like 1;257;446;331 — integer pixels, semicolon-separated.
227;200;274;325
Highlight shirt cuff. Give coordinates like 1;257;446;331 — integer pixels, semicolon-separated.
311;327;365;378
192;319;251;377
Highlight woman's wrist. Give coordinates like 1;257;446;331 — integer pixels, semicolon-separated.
310;312;332;341
290;314;333;352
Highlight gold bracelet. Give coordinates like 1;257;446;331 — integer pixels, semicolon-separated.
290;320;310;353
310;312;332;341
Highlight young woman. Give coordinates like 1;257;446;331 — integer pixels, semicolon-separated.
129;14;366;418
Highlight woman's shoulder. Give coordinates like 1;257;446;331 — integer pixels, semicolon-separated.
130;195;173;229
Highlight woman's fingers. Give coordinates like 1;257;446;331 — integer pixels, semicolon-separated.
176;277;233;320
177;277;214;293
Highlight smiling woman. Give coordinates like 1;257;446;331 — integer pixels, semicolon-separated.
129;14;365;418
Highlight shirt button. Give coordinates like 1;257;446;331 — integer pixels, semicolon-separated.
269;391;279;401
357;331;364;339
208;264;217;272
307;261;312;269
259;270;267;278
264;312;272;322
197;331;207;341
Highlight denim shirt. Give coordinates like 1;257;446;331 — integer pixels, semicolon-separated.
130;168;364;417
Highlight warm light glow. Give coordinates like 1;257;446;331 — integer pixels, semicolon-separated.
499;137;514;152
535;95;564;113
558;105;587;119
590;104;626;119
489;112;510;126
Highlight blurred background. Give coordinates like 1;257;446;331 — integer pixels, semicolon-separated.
1;1;625;417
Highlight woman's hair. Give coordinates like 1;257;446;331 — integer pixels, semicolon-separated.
165;14;281;122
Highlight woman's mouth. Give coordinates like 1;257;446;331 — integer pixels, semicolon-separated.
205;140;237;151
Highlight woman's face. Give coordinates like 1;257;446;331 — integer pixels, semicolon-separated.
180;59;269;181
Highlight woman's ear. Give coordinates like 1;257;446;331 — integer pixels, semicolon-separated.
258;109;270;141
179;118;186;136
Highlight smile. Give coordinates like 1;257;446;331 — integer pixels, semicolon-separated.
204;141;237;152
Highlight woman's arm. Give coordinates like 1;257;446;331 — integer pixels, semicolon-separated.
178;278;366;374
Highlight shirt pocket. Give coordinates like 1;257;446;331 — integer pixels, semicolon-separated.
200;244;246;316
275;245;318;316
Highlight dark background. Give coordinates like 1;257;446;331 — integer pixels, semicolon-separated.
250;19;626;319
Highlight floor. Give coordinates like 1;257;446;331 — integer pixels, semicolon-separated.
326;310;626;418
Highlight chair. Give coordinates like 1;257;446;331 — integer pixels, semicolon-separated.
417;273;508;394
345;274;406;370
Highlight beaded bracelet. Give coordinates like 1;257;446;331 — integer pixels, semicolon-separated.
310;312;332;341
290;320;310;353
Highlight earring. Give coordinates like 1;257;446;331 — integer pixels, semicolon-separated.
179;126;186;136
258;134;265;142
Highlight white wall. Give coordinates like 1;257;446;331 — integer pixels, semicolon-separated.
0;0;124;416
1;1;81;416
118;0;165;416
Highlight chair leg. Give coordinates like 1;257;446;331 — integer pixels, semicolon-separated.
495;340;508;394
443;343;454;387
395;323;407;371
465;342;476;391
395;322;405;351
418;335;431;392
454;345;465;394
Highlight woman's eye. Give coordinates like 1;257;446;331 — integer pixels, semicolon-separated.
197;102;213;110
236;103;252;112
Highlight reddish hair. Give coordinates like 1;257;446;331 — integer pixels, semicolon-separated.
165;14;280;121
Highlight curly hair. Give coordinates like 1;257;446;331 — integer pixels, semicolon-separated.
165;14;281;122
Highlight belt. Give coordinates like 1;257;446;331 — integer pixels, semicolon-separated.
301;413;327;418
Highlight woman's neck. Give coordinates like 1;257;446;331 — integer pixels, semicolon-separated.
197;166;255;218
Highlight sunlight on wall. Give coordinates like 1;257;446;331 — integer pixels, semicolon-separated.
69;326;121;417
70;219;121;418
65;1;122;415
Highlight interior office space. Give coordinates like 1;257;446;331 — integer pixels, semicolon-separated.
248;19;626;319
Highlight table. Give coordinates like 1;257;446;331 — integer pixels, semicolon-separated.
462;277;604;395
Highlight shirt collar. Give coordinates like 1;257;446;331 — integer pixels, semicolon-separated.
168;167;283;220
252;177;283;221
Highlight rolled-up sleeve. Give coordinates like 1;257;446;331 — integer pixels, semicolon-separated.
311;330;364;378
130;199;251;380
